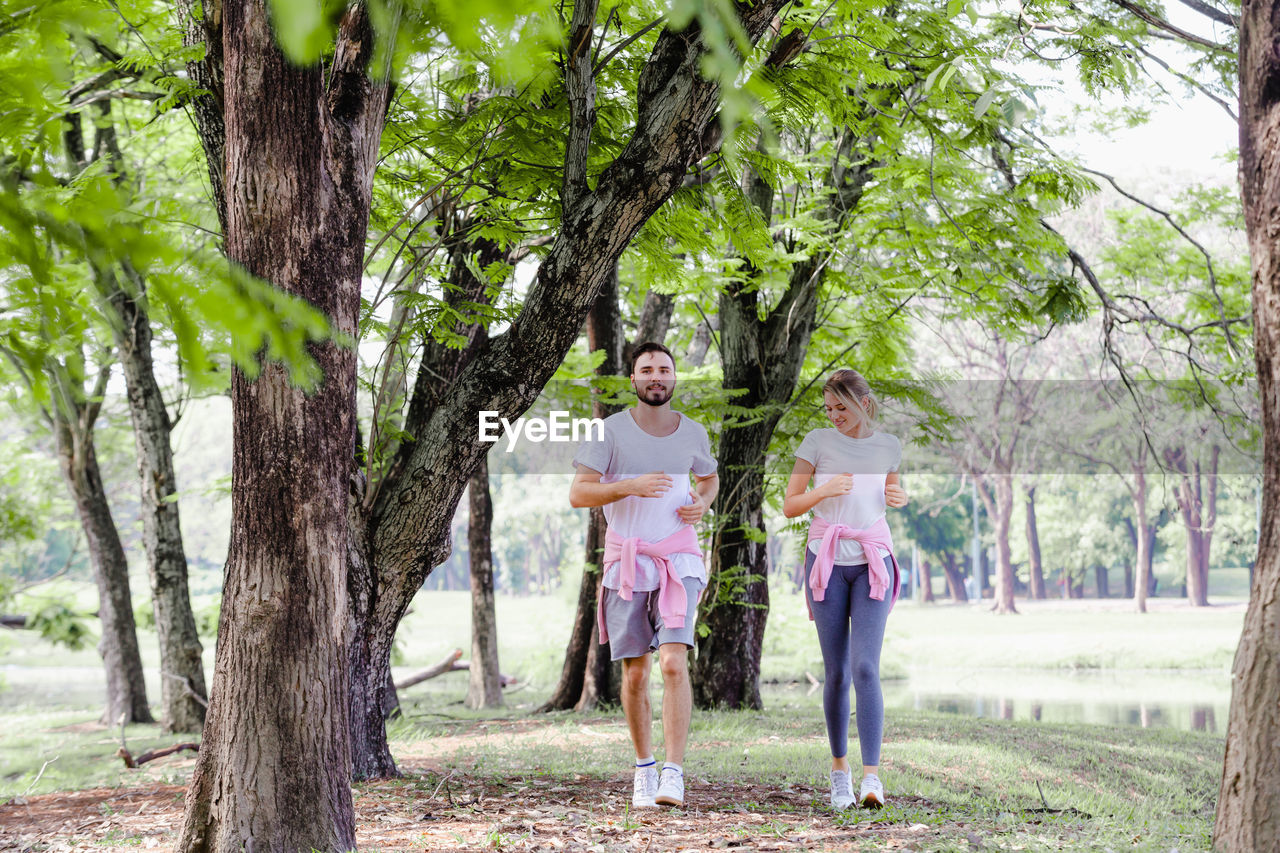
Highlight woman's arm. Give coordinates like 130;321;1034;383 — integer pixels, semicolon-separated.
885;471;909;508
782;458;851;518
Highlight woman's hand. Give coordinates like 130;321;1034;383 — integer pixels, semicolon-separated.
885;483;909;508
818;473;854;498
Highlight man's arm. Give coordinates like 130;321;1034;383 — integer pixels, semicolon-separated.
569;465;674;508
675;471;719;524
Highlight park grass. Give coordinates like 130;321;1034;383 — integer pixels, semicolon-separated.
0;691;1224;851
0;586;1241;849
380;689;1223;851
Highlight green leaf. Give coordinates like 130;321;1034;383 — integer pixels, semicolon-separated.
974;88;998;119
938;64;958;93
924;60;948;92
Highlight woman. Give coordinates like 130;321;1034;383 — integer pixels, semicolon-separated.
783;368;908;810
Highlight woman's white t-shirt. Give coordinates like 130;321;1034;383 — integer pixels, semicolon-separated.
795;428;902;565
573;409;717;590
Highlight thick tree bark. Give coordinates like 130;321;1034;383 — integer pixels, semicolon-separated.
1216;5;1280;844
176;4;387;850
1025;485;1046;600
55;417;153;726
110;279;207;733
466;456;503;710
941;552;968;602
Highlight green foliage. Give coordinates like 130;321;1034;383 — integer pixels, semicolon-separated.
0;0;336;396
26;600;92;650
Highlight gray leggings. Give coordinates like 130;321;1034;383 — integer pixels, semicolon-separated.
804;548;892;766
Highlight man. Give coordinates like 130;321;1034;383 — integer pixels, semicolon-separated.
570;342;719;808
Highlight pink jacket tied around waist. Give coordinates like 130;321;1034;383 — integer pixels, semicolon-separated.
597;525;702;645
806;515;900;617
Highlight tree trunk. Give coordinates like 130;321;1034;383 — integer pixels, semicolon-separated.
1025;485;1046;599
346;509;396;780
55;419;153;726
975;476;1017;614
685;315;718;368
466;456;502;710
1094;565;1109;598
1132;466;1152;613
1167;446;1213;607
111;281;207;733
176;4;387;849
694;424;771;710
977;542;990;597
941;552;968;602
541;269;626;712
693;126;872;709
1217;6;1280;843
920;559;935;603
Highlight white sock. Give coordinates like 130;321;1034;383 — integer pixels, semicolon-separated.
636;756;656;768
662;761;682;775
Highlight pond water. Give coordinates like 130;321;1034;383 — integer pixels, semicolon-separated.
768;668;1231;733
1;665;1232;733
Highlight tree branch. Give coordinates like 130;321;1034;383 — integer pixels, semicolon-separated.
1134;43;1236;121
1107;0;1233;53
1173;0;1238;29
1077;164;1245;357
562;0;601;211
592;15;665;76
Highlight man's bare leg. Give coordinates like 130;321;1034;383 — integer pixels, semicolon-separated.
621;654;653;759
658;643;692;765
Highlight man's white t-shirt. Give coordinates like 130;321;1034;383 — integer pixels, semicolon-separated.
794;428;902;565
573;409;717;591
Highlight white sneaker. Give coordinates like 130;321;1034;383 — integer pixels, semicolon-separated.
859;773;885;809
655;766;684;806
829;769;855;809
633;764;658;808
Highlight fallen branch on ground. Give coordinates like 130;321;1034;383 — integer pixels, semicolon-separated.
117;742;199;768
394;649;518;690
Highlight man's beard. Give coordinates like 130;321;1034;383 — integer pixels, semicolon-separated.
636;383;674;407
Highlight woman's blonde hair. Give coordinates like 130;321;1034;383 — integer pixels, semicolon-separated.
823;368;878;433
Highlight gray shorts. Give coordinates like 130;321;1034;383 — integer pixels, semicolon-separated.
602;576;705;661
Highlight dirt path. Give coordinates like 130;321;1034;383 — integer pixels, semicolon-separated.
0;770;943;852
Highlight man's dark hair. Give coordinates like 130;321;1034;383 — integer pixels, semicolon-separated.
630;341;675;373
